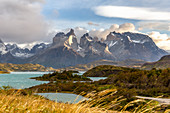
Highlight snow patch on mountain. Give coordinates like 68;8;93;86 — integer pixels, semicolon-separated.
12;52;34;58
0;47;8;55
17;42;49;50
127;36;132;42
77;45;82;52
109;41;117;48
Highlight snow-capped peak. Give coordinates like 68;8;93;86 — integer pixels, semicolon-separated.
109;41;117;48
17;42;49;50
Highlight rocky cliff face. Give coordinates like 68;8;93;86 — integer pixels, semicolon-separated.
0;29;168;68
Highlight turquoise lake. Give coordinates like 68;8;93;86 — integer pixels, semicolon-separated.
0;72;49;89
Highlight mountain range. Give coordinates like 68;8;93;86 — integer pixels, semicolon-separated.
0;29;168;68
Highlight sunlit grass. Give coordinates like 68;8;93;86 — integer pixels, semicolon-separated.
0;90;118;113
0;89;169;113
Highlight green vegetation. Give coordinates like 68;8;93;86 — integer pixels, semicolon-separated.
84;65;170;97
30;70;91;81
0;63;56;72
28;65;170;99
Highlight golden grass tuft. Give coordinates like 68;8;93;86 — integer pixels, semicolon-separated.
0;92;119;113
0;89;169;113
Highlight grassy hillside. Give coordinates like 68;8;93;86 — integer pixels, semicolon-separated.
57;59;146;71
0;91;117;113
0;63;56;72
142;55;170;70
0;88;168;113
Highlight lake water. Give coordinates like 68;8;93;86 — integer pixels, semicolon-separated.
36;93;87;103
0;72;49;89
0;71;107;103
88;77;107;81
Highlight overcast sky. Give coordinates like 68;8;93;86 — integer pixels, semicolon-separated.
0;0;170;50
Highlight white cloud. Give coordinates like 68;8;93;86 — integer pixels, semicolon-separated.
0;0;48;43
93;6;170;21
74;27;89;39
61;23;135;41
148;31;170;50
89;23;136;39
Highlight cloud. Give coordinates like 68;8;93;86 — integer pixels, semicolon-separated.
93;6;170;21
27;0;44;3
62;23;135;41
138;22;170;31
74;27;89;39
148;31;170;50
87;22;99;26
89;23;135;39
0;0;48;43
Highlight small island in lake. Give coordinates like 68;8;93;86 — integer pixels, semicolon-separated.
30;70;92;81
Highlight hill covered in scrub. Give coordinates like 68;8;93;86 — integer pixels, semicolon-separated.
142;55;170;70
31;70;91;81
82;65;170;97
28;64;170;98
83;65;137;77
0;63;56;72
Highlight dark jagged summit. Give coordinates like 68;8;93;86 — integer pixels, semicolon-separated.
66;29;76;37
